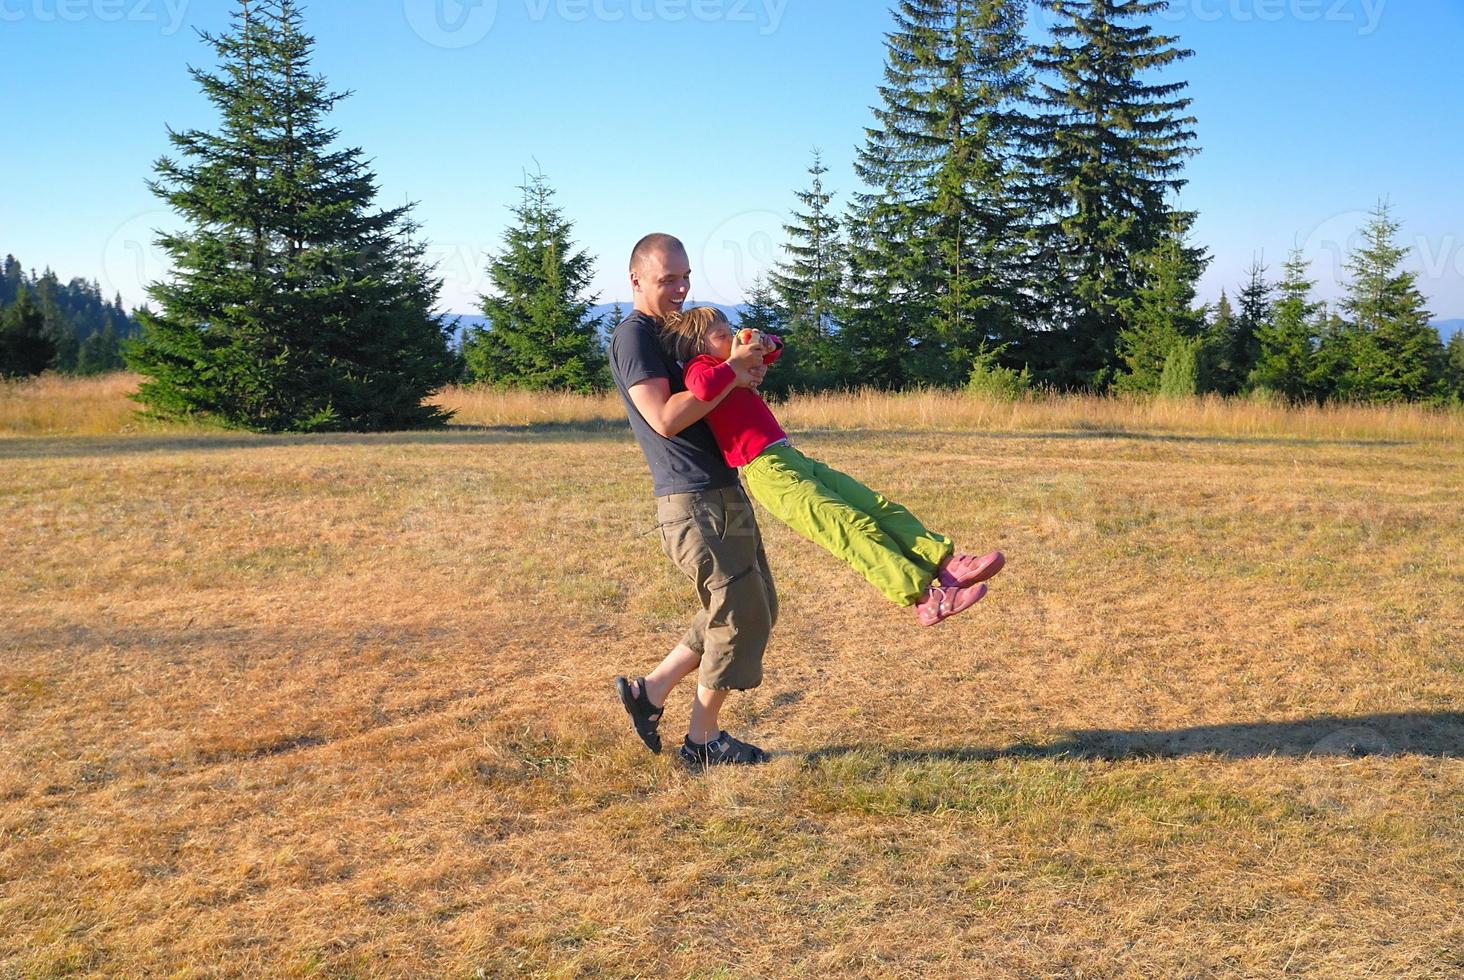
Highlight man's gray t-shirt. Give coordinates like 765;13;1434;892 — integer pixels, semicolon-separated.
609;311;737;497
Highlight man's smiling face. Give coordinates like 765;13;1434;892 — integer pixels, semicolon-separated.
632;244;692;320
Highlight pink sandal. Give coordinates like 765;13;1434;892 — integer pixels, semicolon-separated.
938;550;1005;589
915;580;988;627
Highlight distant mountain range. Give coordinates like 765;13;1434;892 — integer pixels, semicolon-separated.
441;302;749;346
443;309;1462;344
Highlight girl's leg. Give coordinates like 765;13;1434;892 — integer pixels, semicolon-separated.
743;447;935;606
799;452;954;576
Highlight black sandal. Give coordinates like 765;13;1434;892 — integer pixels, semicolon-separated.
678;731;771;769
615;676;664;754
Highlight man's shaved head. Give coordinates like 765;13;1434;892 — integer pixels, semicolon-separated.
629;233;692;319
630;233;687;274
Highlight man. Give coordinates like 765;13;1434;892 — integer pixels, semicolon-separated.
610;233;778;768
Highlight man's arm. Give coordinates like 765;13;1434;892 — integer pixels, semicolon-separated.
627;376;730;440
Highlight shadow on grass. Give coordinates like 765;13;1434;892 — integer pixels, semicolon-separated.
2;421;1421;460
802;712;1464;763
0;420;629;459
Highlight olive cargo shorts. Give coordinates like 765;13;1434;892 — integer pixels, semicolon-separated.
656;484;778;691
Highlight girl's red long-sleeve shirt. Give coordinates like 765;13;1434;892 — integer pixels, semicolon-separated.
683;340;786;468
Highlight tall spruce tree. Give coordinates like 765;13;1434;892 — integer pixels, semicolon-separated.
1;256;21;307
1201;289;1235;391
1308;306;1353;403
770;150;847;390
463;172;605;393
1444;331;1464;401
0;288;56;378
1025;0;1199;388
739;278;801;396
1228;259;1273;387
1114;214;1209;393
78;324;125;375
125;0;456;432
1251;249;1322;401
1335;202;1446;403
30;270;79;372
847;0;1033;388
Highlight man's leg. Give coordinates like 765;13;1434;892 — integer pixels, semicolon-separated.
688;686;728;745
627;647;735;748
631;642;700;709
626;487;771;765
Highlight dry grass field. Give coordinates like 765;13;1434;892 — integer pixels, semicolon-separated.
2;374;1461;978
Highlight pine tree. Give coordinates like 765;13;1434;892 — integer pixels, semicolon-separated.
125;0;456;431
31;269;78;372
848;0;1034;387
1229;260;1272;386
1251;250;1322;401
0;255;21;307
1444;331;1464;402
463;172;605;393
1158;337;1200;397
841;199;925;388
740;278;802;397
1025;0;1199;388
738;279;783;336
770;150;846;390
1114;215;1209;393
1335;202;1446;403
0;288;57;378
770;150;844;337
78;323;124;375
1201;290;1235;391
1308;306;1353;403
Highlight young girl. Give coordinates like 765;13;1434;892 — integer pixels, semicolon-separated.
665;307;1003;626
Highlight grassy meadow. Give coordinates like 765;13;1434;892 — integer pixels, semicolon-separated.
2;374;1461;977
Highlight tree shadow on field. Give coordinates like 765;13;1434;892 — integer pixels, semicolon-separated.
0;421;628;460
802;712;1464;765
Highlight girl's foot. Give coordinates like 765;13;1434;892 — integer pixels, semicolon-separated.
938;550;1005;588
914;581;988;627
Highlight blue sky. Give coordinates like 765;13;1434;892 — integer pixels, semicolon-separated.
2;0;1461;320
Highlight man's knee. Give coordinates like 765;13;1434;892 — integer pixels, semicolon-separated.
720;567;774;638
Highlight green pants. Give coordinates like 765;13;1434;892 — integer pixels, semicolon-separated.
741;442;953;606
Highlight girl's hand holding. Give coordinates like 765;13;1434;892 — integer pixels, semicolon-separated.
728;331;768;387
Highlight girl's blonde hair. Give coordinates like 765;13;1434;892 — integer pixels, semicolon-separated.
662;306;730;363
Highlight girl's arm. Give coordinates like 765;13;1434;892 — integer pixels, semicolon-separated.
763;334;785;366
685;356;737;402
